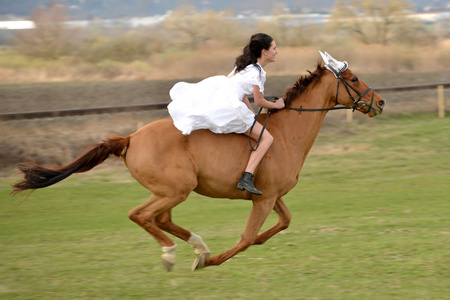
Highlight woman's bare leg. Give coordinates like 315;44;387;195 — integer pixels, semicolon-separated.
243;122;273;174
237;122;273;195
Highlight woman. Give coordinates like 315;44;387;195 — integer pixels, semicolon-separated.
168;33;285;195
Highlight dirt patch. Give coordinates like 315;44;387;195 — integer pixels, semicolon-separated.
1;71;449;114
310;226;353;233
312;144;371;155
0;76;297;113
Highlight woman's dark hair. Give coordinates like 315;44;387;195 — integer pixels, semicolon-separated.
234;33;274;73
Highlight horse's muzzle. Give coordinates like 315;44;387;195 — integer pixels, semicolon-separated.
377;99;386;111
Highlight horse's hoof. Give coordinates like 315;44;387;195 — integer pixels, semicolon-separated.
191;252;210;271
161;253;175;272
162;260;174;271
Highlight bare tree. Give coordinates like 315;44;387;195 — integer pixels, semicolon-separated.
15;1;78;59
269;3;291;45
163;5;209;49
163;5;240;49
258;2;315;47
330;0;415;45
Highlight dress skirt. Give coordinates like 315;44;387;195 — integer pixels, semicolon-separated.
167;75;255;135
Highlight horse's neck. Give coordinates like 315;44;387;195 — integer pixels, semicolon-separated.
272;78;333;154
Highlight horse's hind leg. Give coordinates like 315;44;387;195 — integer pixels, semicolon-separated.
156;210;211;270
254;197;292;245
128;193;188;271
155;210;190;240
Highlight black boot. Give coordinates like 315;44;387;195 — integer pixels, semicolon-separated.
237;172;262;195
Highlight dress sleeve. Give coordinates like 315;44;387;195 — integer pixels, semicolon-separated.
245;65;266;94
227;67;237;78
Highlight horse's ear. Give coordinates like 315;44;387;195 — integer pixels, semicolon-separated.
319;51;329;65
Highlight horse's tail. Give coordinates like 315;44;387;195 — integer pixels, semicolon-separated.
12;135;131;195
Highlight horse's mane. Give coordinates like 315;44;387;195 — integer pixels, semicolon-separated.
277;64;327;112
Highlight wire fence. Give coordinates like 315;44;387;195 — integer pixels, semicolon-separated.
1;82;449;121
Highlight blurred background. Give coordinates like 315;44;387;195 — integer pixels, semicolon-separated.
0;0;449;170
1;0;449;80
1;4;449;298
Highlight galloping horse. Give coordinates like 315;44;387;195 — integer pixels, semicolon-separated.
12;53;386;271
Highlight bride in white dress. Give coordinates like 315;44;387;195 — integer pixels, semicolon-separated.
168;33;285;195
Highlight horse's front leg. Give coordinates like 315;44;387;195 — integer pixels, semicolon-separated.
254;197;291;245
195;197;277;270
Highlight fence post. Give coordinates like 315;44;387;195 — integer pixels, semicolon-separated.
346;109;353;123
438;85;445;118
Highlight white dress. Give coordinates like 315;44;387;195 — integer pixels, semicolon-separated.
168;63;266;135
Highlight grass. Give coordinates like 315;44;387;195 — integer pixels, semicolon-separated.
1;41;450;82
0;114;449;299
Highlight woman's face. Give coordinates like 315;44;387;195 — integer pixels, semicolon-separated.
264;40;278;63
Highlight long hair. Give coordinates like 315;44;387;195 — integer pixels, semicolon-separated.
234;33;273;73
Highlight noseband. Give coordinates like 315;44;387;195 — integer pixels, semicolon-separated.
288;65;378;115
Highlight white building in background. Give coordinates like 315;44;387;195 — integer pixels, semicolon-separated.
409;11;450;24
0;20;35;30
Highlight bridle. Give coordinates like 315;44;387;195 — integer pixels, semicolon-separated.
288;65;378;115
249;66;379;151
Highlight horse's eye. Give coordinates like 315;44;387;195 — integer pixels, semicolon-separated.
351;76;359;83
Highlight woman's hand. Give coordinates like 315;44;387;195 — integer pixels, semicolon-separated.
272;98;285;109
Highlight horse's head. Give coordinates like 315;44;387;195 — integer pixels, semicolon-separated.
320;51;385;117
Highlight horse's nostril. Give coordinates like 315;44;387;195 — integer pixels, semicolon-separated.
378;100;385;108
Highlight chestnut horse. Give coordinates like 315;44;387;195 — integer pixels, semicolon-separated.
12;57;385;271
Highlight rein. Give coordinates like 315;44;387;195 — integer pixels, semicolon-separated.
249;68;377;151
248;98;274;151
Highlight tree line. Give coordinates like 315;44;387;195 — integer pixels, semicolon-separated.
10;0;445;61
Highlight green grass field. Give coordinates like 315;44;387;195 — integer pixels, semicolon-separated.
1;114;448;299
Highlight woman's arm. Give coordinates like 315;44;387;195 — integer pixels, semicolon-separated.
252;85;285;110
242;95;256;114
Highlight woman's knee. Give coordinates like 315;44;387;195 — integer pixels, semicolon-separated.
262;131;274;146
